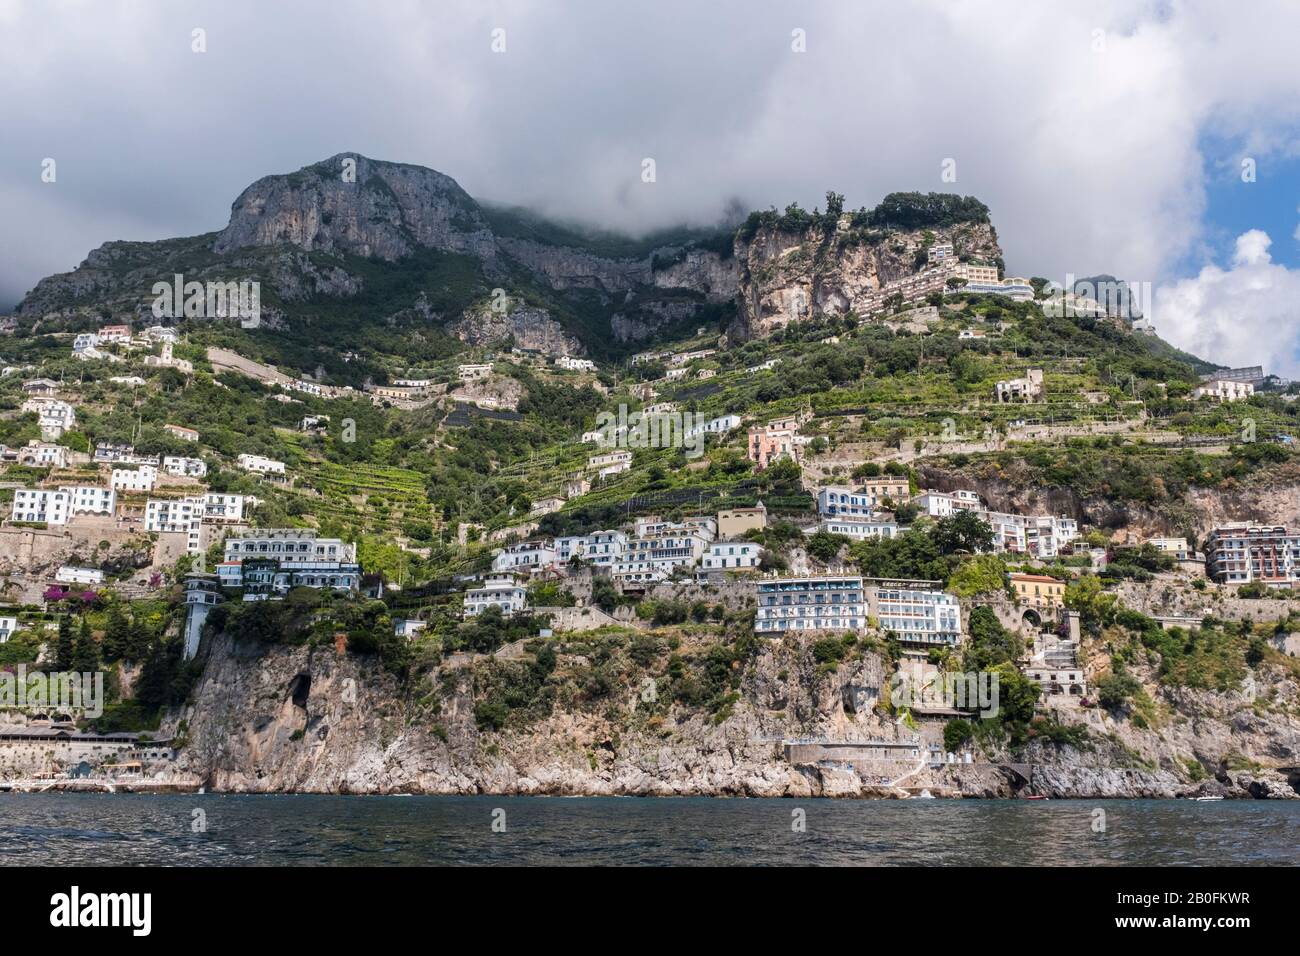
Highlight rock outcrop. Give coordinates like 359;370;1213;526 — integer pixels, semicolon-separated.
731;215;1002;340
453;305;584;356
156;625;1300;799
214;154;498;263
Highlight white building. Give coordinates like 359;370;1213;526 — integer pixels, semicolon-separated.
111;465;158;493
21;398;76;439
1193;378;1254;402
55;566;105;586
11;489;70;525
491;541;559;574
0;615;18;643
13;486;113;522
995;369;1044;403
63;486;115;517
144;326;181;344
865;580;962;648
556;356;596;372
575;530;627;568
684;413;742;439
815;518;900;541
457;363;494;381
218;529;360;594
162;455;207;478
236;453;286;475
163;424;199;442
394;618;427;639
817;486;876;519
463;574;528;617
94;442;157;465
588;450;633;470
16;440;68;468
914;489;982;517
72;333;98;353
755;576;866;634
618;530;710;578
700;540;763;571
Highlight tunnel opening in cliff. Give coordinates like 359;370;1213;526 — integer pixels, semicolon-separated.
289;673;312;709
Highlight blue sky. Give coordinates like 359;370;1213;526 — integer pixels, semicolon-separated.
1195;136;1300;273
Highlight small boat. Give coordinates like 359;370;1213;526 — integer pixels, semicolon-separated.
1024;794;1049;800
1194;795;1224;801
916;789;935;799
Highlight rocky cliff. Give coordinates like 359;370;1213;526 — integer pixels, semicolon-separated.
213;154;498;263
157;624;1299;799
15;155;1008;357
731;212;1002;341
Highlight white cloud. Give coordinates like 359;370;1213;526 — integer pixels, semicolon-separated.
1155;230;1300;378
2;0;1300;319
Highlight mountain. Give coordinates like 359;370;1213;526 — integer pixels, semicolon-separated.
15;153;739;358
17;157;1024;357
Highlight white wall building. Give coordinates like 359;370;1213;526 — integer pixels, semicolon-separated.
492;541;559;574
162;456;207;478
236;453;286;475
817;486;876;519
700;540;763;571
755;576;866;634
55;566;105;586
815;518;900;540
1193;378;1254;402
21;398;76;439
111;465;158;493
463;574;528;617
914;489;982;517
11;489;70;525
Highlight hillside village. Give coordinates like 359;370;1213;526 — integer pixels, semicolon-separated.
1;168;1298;798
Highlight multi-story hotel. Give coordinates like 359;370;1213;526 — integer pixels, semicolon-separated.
218;529;360;594
1205;525;1300;587
864;579;963;647
491;540;560;574
914;489;982;517
754;576;867;634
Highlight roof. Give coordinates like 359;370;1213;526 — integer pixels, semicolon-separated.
1010;573;1062;584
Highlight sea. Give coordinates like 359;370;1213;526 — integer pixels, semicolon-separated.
0;794;1296;866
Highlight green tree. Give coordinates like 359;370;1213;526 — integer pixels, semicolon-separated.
69;617;100;673
52;615;75;671
102;604;130;662
932;511;994;555
964;605;1023;671
947;554;1008;598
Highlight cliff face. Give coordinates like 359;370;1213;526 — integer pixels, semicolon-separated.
731;218;1001;340
918;462;1300;542
213;154;498;262
157;626;1299;799
452;305;585;356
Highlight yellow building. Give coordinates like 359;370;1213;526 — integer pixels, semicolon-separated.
1010;573;1066;608
718;502;768;539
